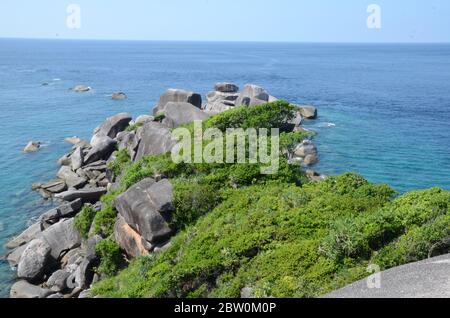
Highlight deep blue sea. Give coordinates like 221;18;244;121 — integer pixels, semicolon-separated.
0;39;449;297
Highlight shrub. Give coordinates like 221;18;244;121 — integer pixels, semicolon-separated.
74;204;97;239
95;239;125;277
108;148;131;177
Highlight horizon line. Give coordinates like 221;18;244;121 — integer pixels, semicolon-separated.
1;36;450;45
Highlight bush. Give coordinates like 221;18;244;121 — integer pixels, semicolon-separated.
108;149;131;177
95;239;125;277
205;101;296;132
74;204;97;239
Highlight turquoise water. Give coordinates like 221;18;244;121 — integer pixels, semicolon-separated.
0;39;449;297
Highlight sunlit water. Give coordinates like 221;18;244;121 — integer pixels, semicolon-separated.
0;39;449;297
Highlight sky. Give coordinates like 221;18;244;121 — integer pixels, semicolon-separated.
0;0;449;42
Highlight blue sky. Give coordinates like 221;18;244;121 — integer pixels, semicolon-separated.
0;0;449;42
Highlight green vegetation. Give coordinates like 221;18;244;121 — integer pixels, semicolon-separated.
74;204;97;239
125;122;144;132
95;239;125;277
154;113;166;122
87;101;450;298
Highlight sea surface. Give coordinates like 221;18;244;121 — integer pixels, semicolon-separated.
0;39;449;297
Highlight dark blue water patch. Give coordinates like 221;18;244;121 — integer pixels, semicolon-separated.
0;39;449;296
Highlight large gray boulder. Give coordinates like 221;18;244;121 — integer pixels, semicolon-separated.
55;188;107;203
57;166;87;189
46;270;71;292
71;147;84;171
235;84;269;107
39;219;82;260
84;136;117;165
6;244;28;267
39;199;83;227
214;82;239;93
134;122;177;162
6;222;42;250
92;113;132;140
114;215;150;258
162;102;210;128
10;280;54;298
17;239;51;281
206;91;239;104
299;106;318;119
113;178;174;244
153;89;202;115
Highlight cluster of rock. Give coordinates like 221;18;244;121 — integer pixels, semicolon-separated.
9;82;322;298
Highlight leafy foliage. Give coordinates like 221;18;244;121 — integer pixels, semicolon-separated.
95;239;125;277
74;204;97;239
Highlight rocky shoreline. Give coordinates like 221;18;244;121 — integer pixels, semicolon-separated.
4;83;322;298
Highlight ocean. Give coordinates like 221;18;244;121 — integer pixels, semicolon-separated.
0;39;449;297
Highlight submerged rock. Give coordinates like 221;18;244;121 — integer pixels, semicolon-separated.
72;85;91;93
23;141;41;153
153;89;202;115
112;92;127;100
113;178;174;244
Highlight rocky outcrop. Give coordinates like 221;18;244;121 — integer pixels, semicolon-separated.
6;222;42;250
92;113;132;140
10;280;54;298
134;122;177;161
17;239;51;281
162;102;210;128
135;115;154;125
23;141;41;153
113;178;174;245
299;106;318;119
114;215;150;258
235;84;270;107
57;166;87;189
153;89;202;115
39;218;82;260
214;82;239;93
55;188;107;203
292;140;319;166
71;147;84;171
84;137;116;165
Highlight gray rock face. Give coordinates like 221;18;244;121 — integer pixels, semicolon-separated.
10;280;54;298
92;112;132;140
135;115;154;125
112;92;127;100
6;222;42;250
23;141;41;153
162;102;210;128
6;244;28;267
114;215;150;258
214;82;239;93
55;188;107;203
39;219;82;260
299;106;318;119
39;179;67;194
294;140;318;158
117;131;139;160
57;166;87;189
153;89;202;115
203;101;234;114
134;122;177;162
206;91;239;104
84;136;117;165
235;84;269;107
71;147;84;171
58;154;71;166
113;178;174;244
17;239;52;281
39;199;83;226
46;270;71;292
